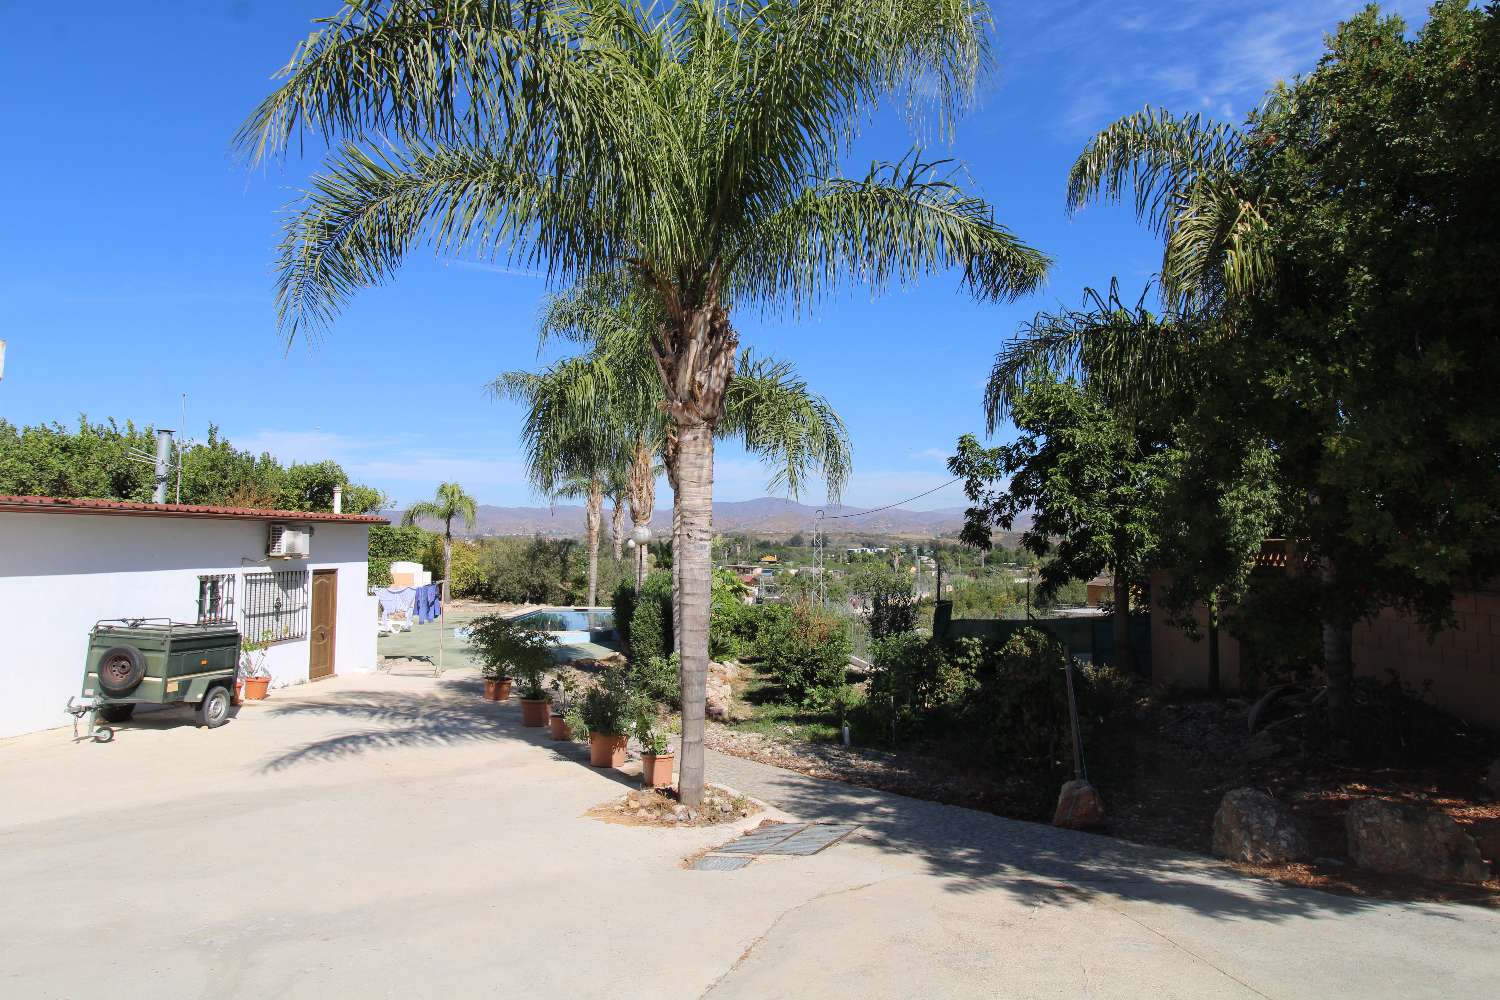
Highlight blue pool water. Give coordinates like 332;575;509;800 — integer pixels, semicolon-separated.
511;608;615;634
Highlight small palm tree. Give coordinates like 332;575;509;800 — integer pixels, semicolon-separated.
549;470;609;606
243;0;1045;806
401;483;478;596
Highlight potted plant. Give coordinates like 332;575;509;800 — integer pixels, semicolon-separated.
549;673;578;740
516;659;555;728
572;667;638;767
637;707;675;789
239;634;271;701
467;614;551;703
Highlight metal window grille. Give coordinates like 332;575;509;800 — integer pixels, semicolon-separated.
242;569;310;643
197;573;236;624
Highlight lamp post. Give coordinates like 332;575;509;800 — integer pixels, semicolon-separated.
628;525;652;591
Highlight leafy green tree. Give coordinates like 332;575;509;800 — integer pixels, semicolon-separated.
1066;1;1500;734
848;563;920;639
951;371;1165;673
401;482;478;595
242;0;1047;805
981;281;1282;688
0;417;155;500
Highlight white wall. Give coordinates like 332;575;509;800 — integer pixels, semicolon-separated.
0;512;378;739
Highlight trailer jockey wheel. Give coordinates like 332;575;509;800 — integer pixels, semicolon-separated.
96;645;146;697
197;686;232;729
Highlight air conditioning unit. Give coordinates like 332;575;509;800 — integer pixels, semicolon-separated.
267;523;312;559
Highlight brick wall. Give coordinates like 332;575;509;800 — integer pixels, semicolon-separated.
1148;573;1500;729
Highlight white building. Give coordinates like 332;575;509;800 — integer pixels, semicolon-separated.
0;495;385;739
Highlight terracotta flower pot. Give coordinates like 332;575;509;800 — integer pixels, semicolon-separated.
588;732;628;768
548;714;571;741
641;752;676;788
484;677;513;701
242;676;270;701
520;698;550;727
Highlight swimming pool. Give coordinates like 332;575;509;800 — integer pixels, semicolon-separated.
510;607;616;644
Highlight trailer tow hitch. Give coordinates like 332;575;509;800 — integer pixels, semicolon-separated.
65;696;112;743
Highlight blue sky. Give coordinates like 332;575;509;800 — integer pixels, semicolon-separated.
0;1;1429;511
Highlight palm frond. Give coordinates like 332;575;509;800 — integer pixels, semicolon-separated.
723;350;852;502
983;280;1202;432
732;153;1050;312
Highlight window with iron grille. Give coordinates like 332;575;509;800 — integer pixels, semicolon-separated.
196;573;236;624
242;569;310;643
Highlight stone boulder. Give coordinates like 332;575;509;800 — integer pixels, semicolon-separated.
1053;779;1105;830
705;661;736;721
1212;788;1311;864
1346;798;1490;884
1485;759;1500;796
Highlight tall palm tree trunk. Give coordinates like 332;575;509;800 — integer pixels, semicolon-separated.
611;500;625;561
585;478;603;606
443;524;453;595
674;421;715;806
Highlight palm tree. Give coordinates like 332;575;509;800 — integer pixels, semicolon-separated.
605;460;630;562
401;482;478;596
530;277;853;645
549;470;608;606
1050;108;1307;712
494;357;628;608
241;0;1047;805
503;283;853;599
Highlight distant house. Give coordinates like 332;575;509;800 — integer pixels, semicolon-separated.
0;496;385;739
758;554;779;564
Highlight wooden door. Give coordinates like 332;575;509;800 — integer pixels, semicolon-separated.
309;569;338;680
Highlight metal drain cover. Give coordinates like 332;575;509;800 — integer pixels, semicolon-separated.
715;822;859;857
692;855;753;872
761;824;860;855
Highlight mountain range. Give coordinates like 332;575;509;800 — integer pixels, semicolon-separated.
393;496;1005;540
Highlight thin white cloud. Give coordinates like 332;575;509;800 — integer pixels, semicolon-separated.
999;0;1433;139
909;447;954;464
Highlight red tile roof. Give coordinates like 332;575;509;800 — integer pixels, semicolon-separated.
0;495;388;524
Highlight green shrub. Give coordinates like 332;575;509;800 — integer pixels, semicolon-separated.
755;602;852;700
631;653;680;709
611;581;637;651
567;666;643;738
1078;663;1136;721
710;569;755;660
629;571;674;664
969;627;1071;769
803;683;864;724
466;614;554;692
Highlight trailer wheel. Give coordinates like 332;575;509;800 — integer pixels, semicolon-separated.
99;704;135;723
96;645;146;696
197;685;232;729
92;725;115;744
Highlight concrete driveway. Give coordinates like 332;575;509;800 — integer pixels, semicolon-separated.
2;671;1496;999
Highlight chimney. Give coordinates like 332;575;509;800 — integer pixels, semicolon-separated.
152;429;174;504
332;485;343;514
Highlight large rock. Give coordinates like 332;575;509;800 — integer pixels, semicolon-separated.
705;662;738;721
1212;788;1311;864
1053;779;1105;830
1346;798;1490;884
1485;759;1500;796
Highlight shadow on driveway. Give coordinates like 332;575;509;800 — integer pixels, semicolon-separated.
256;676;638;791
705;751;1449;925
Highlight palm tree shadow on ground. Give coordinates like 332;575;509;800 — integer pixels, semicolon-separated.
256;681;631;791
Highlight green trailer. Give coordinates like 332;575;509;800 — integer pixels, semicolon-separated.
67;619;241;741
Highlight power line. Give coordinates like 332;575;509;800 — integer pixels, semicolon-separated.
823;477;962;519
